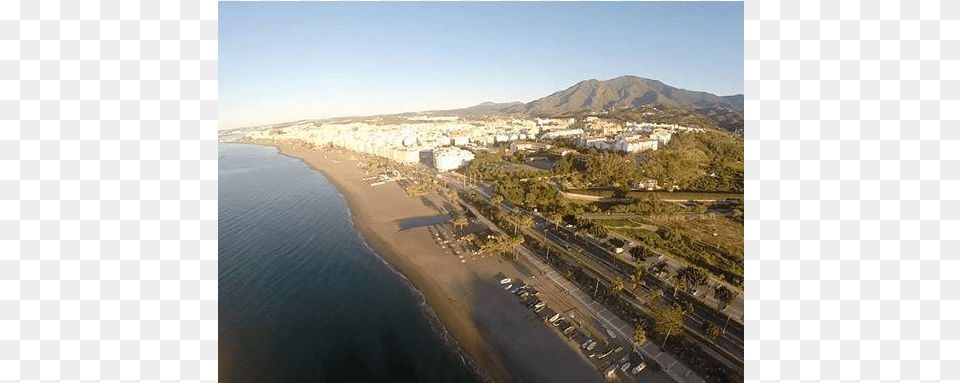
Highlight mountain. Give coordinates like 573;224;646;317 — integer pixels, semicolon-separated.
436;101;526;116
509;76;743;116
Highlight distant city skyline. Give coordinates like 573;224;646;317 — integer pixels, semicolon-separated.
219;1;744;129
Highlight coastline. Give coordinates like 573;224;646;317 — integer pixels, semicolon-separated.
236;139;604;383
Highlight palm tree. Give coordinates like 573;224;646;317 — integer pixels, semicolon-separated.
633;324;646;346
519;215;534;233
508;213;533;235
630;266;647;291
714;285;734;311
609;277;625;296
671;272;686;297
702;322;722;339
679;266;708;287
506;235;524;259
490;194;503;206
547;212;564;229
447;188;459;205
633;265;646;282
654;303;684;348
452;215;469;230
461;233;478;245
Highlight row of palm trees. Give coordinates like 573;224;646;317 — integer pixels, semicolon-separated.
477;234;525;259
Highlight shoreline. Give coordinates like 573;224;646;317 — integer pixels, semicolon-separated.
234;139;605;383
261;141;496;383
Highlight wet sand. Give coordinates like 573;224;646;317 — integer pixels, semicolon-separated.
251;140;602;383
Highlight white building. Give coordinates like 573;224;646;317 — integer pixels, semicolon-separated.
433;147;475;172
650;129;672;146
509;141;553;153
392;147;421;164
614;137;659;152
542;128;584;139
579;137;614;151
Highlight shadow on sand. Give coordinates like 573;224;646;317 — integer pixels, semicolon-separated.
396;215;451;231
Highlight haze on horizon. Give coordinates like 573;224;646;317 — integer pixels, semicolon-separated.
219;1;744;129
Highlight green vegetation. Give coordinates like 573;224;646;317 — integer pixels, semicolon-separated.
451;215;469;230
566;189;743;201
714;285;734;310
600;104;734;132
478;234;525;259
640;131;743;192
494;180;561;211
652;302;685;347
634;324;646;345
702;323;722;339
609;277;625;295
614;226;743;288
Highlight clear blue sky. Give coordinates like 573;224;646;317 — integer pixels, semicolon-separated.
219;1;744;128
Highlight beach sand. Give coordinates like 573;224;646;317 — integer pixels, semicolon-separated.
257;140;603;383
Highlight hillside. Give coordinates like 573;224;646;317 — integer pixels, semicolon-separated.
434;101;526;116
441;76;743;128
510;76;742;116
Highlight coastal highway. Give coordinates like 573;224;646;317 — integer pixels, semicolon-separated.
458;199;698;383
534;220;746;364
529;220;745;370
443;171;746;326
446;177;709;382
439;172;744;370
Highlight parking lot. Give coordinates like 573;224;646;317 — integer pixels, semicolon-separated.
494;272;662;382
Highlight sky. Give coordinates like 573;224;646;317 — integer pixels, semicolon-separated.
219;1;744;129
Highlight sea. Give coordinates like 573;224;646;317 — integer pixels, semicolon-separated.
218;143;481;383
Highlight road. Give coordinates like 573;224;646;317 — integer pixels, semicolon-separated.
444;173;718;382
440;172;744;368
459;199;703;383
533;222;744;368
604;230;745;326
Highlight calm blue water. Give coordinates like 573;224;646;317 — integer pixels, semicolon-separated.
218;144;480;383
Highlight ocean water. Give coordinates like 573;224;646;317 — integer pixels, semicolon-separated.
218;144;480;383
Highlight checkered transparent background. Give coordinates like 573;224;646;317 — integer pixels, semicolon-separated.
5;0;217;381
747;0;958;382
2;0;957;381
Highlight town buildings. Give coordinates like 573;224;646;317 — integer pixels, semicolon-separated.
245;115;698;171
433;147;475;172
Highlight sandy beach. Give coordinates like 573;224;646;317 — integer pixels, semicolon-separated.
249;140;603;383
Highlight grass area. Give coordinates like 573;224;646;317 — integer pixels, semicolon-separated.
583;218;641;227
566;189;743;201
611;224;744;288
649;217;743;257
